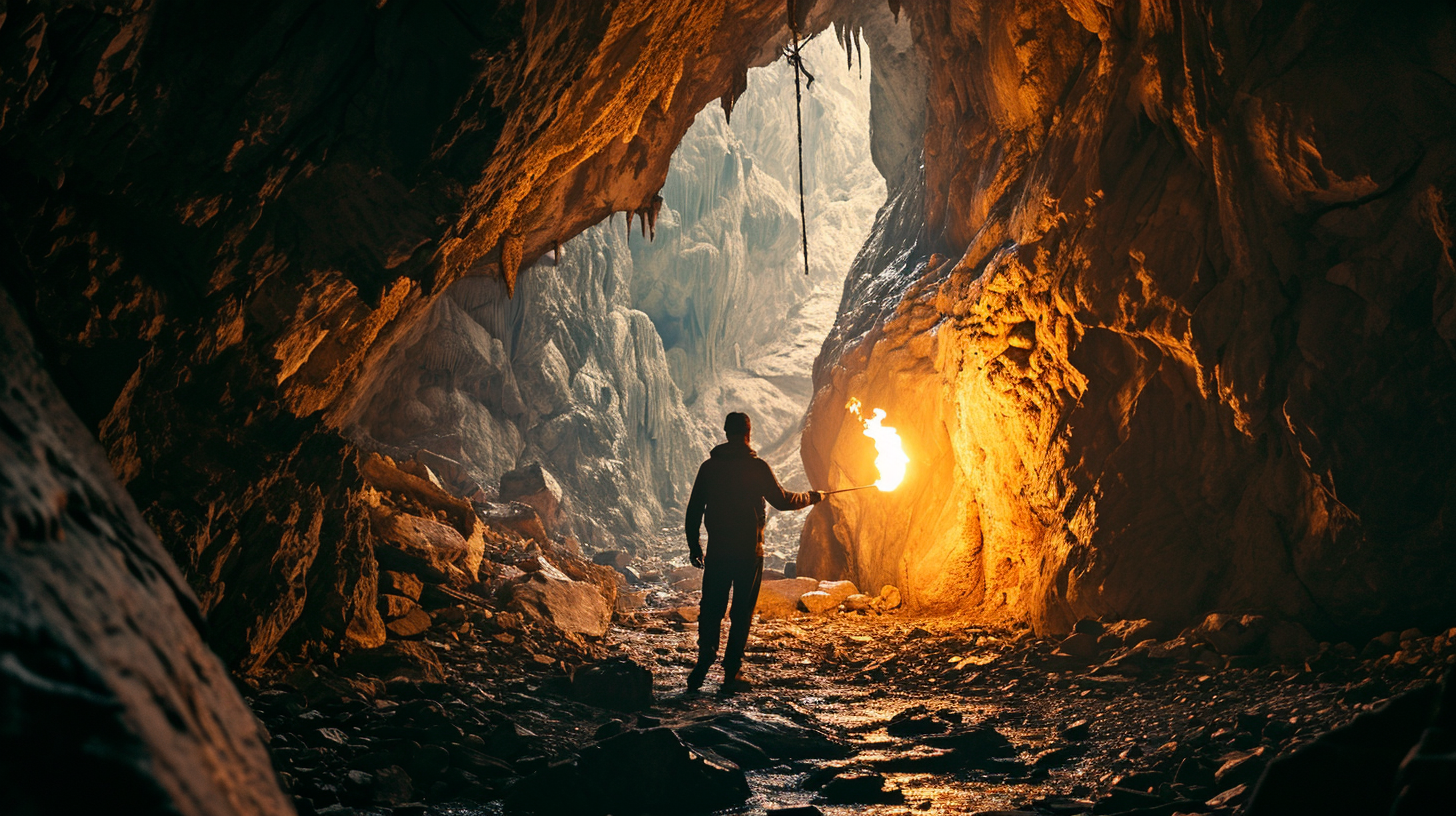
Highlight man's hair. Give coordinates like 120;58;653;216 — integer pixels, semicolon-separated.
724;412;751;438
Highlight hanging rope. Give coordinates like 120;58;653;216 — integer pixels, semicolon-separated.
786;0;813;276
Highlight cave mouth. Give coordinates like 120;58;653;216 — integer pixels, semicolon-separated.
352;22;887;575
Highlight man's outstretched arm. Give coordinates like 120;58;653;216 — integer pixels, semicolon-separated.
761;461;823;511
685;463;709;567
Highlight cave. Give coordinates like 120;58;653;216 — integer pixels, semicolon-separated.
3;1;1456;815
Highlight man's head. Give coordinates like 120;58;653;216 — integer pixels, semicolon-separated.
724;412;751;442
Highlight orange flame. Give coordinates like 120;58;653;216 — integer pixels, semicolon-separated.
846;398;908;491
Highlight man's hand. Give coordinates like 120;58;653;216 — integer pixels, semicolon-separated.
689;545;704;569
810;490;826;504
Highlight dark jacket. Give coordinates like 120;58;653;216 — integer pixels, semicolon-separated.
686;441;814;560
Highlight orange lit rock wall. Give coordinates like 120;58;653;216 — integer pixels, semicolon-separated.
802;0;1456;638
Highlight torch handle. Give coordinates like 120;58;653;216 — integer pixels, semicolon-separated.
822;484;878;495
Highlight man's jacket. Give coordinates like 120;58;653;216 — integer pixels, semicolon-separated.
685;441;814;560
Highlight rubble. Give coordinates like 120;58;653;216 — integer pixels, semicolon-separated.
246;481;1456;816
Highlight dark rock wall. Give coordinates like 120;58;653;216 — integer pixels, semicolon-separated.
801;0;1456;639
0;290;291;815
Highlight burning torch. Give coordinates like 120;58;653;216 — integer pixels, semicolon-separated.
821;398;908;496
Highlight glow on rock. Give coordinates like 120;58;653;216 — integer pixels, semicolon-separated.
846;398;909;491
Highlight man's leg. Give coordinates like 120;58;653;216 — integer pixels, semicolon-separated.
720;556;764;681
689;561;732;690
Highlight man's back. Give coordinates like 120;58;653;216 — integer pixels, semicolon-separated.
686;441;812;559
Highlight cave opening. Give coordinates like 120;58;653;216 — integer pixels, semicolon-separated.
4;2;1456;815
353;23;889;576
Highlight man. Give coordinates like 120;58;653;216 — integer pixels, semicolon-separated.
684;411;823;692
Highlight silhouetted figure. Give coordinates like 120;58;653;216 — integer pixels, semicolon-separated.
685;412;823;692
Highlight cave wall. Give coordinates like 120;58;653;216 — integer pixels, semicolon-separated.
801;0;1456;638
355;223;700;553
0;290;291;814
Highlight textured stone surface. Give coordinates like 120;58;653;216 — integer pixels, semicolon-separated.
801;0;1456;639
0;292;292;814
757;577;822;619
500;569;612;639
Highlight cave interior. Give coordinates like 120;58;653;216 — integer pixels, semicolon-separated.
2;1;1456;815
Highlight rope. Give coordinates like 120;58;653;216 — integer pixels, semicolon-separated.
787;0;810;276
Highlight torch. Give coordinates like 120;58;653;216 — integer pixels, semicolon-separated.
820;398;908;496
822;484;879;495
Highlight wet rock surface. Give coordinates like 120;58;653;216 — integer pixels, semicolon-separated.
250;529;1456;816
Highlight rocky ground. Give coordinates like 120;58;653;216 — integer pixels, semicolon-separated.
245;512;1455;816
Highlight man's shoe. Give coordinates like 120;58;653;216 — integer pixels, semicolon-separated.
720;670;753;693
686;664;710;693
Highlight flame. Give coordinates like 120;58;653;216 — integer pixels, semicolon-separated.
846;398;908;491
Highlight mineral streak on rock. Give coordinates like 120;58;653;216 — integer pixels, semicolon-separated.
800;0;1456;639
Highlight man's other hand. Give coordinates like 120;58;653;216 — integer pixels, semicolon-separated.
689;548;704;568
810;490;826;504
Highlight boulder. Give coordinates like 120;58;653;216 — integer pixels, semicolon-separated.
504;727;750;814
378;594;418;620
1100;619;1168;648
1194;613;1270;655
476;500;552;544
755;577;820;618
372;508;482;584
592;550;633;569
571;657;655;711
819;772;904;805
877;584;902;609
343;641;447;684
1265;620;1320;664
500;567;611;638
414;450;472;489
380;570;424;601
1073;618;1106;636
396;457;445;489
616;590;647;614
668;565;704;591
816;579;860;607
500;462;569;535
360;453;477;533
385;606;432;638
372;765;414;807
842;593;874;612
799;591;838;614
674;712;852;761
1058;631;1101;659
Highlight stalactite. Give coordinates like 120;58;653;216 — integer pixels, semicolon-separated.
501;233;524;297
720;67;750;124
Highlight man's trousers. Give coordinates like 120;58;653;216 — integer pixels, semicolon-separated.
695;553;763;675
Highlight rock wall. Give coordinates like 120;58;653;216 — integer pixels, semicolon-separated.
801;0;1456;639
0;290;291;815
355;223;699;552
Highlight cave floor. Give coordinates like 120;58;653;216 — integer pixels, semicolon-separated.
256;564;1450;816
604;612;1371;815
